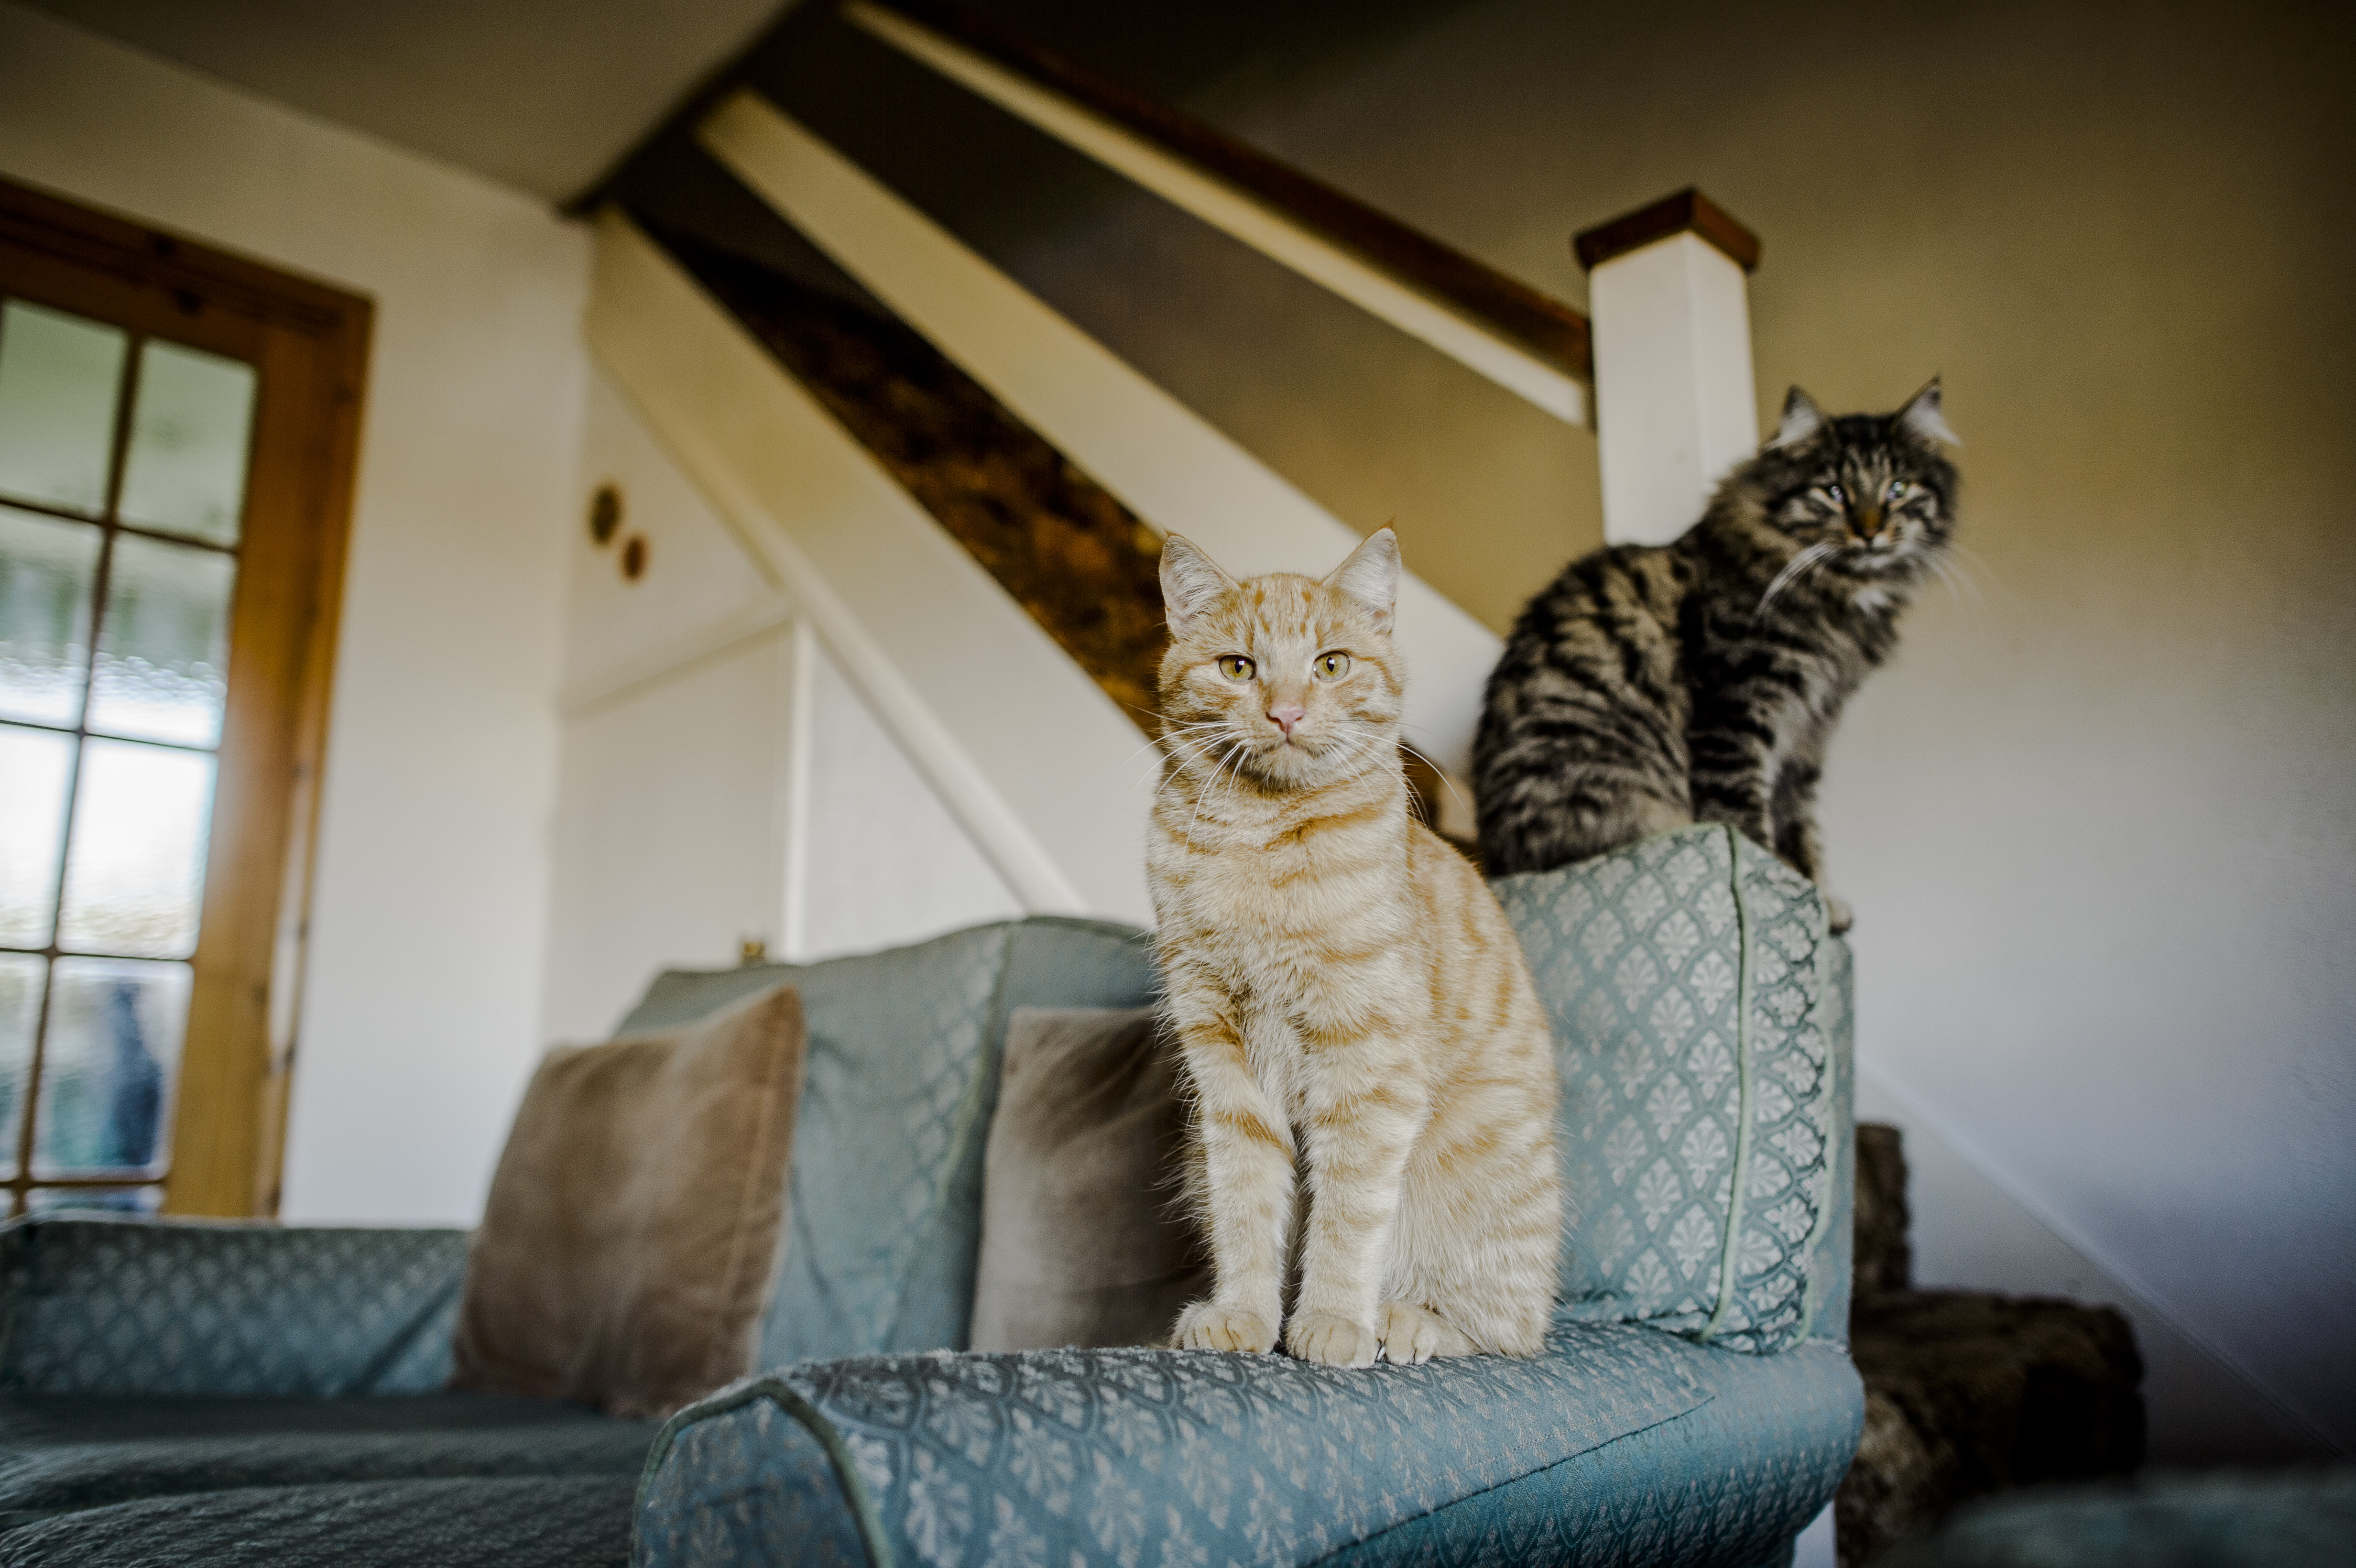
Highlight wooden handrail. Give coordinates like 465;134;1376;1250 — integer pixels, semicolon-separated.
851;0;1591;381
1574;187;1761;273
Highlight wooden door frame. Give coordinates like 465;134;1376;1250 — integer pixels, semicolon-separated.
0;175;371;1217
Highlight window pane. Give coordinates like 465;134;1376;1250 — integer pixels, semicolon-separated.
0;953;40;1176
0;725;75;948
33;956;187;1176
56;739;214;959
87;534;235;748
28;1185;164;1215
0;506;101;727
0;301;126;516
117;340;255;545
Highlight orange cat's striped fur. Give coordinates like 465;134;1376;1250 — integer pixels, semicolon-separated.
1150;528;1562;1367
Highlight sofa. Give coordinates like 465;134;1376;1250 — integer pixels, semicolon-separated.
0;834;1865;1567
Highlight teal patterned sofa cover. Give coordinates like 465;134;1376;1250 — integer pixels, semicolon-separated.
631;828;1861;1568
0;866;1862;1568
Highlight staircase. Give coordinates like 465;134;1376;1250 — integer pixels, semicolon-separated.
549;0;1767;990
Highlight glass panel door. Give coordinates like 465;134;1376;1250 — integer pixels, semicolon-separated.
0;300;254;1216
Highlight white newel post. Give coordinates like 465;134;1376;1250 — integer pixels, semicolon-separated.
1576;190;1764;546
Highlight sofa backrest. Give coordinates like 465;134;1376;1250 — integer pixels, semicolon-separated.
617;916;1156;1365
620;888;1853;1366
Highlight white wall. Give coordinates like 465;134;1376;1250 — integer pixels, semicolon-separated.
543;630;796;1043
545;366;1023;1039
797;634;1021;962
541;369;793;1043
0;1;591;1225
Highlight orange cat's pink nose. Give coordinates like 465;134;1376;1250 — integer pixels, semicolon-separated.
1268;703;1306;736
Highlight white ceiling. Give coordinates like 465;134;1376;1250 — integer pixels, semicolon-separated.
24;0;790;201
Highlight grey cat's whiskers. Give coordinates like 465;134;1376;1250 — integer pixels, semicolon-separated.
1945;542;2016;610
1756;541;1838;618
1923;552;1985;623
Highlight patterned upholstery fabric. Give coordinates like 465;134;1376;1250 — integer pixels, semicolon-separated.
635;1321;1713;1568
617;918;1156;1365
0;911;1861;1566
0;1218;468;1397
1807;936;1855;1343
0;1473;637;1568
1491;826;1838;1354
0;1391;654;1526
1324;1339;1864;1567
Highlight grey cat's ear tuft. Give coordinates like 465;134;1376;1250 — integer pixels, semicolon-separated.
1159;533;1237;635
1898;377;1959;446
1768;387;1824;449
1323;526;1400;632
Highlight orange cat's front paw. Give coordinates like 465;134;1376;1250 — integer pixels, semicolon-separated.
1285;1309;1380;1368
1173;1301;1278;1354
1376;1301;1476;1364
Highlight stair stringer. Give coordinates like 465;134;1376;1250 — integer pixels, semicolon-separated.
586;210;1156;928
699;92;1506;781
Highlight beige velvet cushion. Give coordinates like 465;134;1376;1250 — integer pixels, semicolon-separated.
969;1006;1208;1350
451;982;806;1417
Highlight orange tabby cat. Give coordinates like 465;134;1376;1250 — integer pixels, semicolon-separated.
1150;528;1562;1367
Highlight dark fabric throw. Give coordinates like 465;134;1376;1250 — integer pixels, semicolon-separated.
0;1392;652;1526
451;983;806;1417
968;1007;1207;1350
0;1473;637;1568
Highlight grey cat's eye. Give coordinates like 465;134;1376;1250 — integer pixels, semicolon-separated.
1313;652;1352;680
1826;483;1846;503
1887;480;1909;499
1218;655;1255;682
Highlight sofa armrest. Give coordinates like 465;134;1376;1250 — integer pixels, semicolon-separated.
636;1323;1711;1567
0;1215;469;1397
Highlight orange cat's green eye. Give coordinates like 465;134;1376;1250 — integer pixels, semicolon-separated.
1218;655;1255;682
1313;652;1352;680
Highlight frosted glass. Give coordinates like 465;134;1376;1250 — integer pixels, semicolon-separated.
0;301;126;515
0;953;40;1176
87;534;235;748
56;740;214;959
0;507;101;727
33;957;187;1175
28;1184;163;1215
0;725;74;948
117;340;255;544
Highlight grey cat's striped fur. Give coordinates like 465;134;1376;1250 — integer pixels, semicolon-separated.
1474;382;1959;919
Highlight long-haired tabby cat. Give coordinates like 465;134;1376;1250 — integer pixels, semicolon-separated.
1475;381;1960;921
1149;528;1562;1367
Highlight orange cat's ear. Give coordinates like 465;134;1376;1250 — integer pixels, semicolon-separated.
1160;533;1238;636
1323;527;1400;633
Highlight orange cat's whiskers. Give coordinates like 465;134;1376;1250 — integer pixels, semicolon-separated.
1149;733;1231;801
1396;737;1471;821
1187;740;1250;845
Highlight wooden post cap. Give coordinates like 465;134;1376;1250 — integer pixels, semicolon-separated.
1573;188;1761;272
